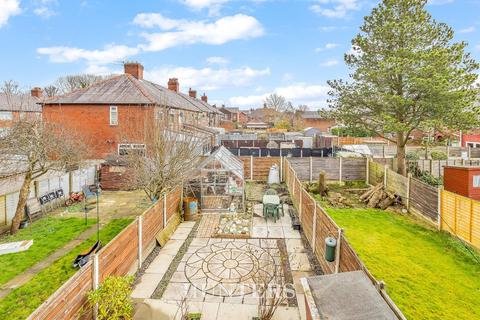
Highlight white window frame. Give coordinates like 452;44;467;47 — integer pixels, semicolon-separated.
466;141;480;148
0;111;13;121
474;175;480;188
109;106;118;126
118;143;146;156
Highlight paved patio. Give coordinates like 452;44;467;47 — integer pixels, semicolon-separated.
132;202;316;320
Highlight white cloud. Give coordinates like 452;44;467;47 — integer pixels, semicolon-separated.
34;0;57;18
206;56;229;65
320;59;339;67
0;0;21;27
145;65;270;91
310;0;361;18
428;0;454;5
37;44;140;64
137;14;264;52
181;0;230;15
229;83;330;107
133;13;185;30
459;26;475;34
315;43;339;52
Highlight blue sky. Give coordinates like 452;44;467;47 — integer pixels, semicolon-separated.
0;0;479;109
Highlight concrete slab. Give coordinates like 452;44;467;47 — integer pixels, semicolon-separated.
288;253;312;271
178;221;196;228
285;239;306;253
201;302;220;320
135;299;179;320
146;255;174;274
170;227;190;240
131;273;165;299
160;239;184;256
251;226;268;238
216;303;257;320
267;226;284;238
190;238;210;247
162;282;190;302
283;226;301;239
170;271;188;283
272;306;301;320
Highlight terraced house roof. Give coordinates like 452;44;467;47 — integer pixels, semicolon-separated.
43;72;220;114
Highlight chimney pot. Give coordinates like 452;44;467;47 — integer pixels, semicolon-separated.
124;62;144;80
188;88;197;99
201;93;208;103
168;78;179;92
31;87;42;98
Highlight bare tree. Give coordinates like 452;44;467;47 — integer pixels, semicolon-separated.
43;85;60;97
0;82;86;233
297;104;309;112
125;108;206;201
54;74;108;94
264;93;287;112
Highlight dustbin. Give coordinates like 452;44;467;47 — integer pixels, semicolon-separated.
184;197;199;221
325;237;337;262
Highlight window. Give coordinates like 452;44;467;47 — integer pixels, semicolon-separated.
179;112;184;125
0;111;13;121
474;175;480;188
118;143;146;156
109;106;118;126
466;142;480;148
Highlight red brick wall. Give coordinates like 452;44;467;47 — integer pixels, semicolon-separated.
302;118;336;132
462;134;480;147
43;104;154;159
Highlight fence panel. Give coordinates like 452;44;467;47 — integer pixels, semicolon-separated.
339;236;364;272
409;179;438;222
368;161;384;185
385;170;408;200
440;190;480;249
342;158;367;181
314;204;337;274
301;190;314;245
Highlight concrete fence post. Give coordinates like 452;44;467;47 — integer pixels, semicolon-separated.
92;254;99;290
437;187;442;231
384;165;388;187
335;228;343;274
406;173;411;210
299;178;303;223
163;192;167;228
250;156;253;180
138;216;143;269
309;157;313;183
339;157;343;184
280;156;283;182
366;158;370;185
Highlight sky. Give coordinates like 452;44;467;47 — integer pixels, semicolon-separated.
0;0;479;110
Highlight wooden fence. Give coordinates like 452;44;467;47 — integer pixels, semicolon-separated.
240;156;281;181
28;187;182;320
367;160;439;223
288;157;367;182
284;159;406;319
440;190;480;250
408;159;480;178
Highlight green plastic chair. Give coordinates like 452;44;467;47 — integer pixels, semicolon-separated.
263;203;279;222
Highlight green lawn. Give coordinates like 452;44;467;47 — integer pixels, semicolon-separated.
328;208;480;320
0;218;133;320
0;217;96;286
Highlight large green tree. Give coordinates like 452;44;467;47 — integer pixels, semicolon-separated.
328;0;479;175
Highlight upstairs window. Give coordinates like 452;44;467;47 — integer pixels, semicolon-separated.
474;175;480;188
118;143;146;156
110;106;118;126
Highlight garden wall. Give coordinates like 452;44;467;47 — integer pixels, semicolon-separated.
27;187;182;320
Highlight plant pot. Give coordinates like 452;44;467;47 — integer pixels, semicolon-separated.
187;312;202;320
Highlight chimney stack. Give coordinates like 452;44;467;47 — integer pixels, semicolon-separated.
201;93;208;103
168;78;179;92
31;87;42;98
188;88;197;99
124;62;144;80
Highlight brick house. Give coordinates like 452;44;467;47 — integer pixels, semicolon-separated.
0;88;42;135
300;111;336;133
42;63;222;159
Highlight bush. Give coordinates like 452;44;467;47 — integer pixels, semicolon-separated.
406;151;420;161
430;151;447;160
87;276;134;320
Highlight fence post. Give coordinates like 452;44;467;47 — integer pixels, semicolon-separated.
250;155;253;180
406;173;411;211
92;254;99;290
163;192;167;228
339;157;343;184
280;156;283;182
312;203;317;253
384;165;388;187
299;182;303;223
335;228;343;274
446;145;450;158
309;156;313;183
138;216;143;269
437;187;442;231
366;158;370;185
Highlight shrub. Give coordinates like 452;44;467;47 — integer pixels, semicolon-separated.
87;276;134;320
406;151;420;161
430;151;448;160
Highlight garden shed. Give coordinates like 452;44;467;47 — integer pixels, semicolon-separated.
195;146;245;212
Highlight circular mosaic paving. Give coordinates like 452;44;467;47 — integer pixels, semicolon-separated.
185;241;275;297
